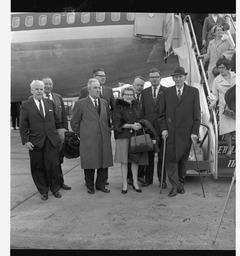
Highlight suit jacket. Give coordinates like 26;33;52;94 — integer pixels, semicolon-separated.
140;85;167;126
19;97;63;149
158;84;201;162
79;85;115;111
51;93;68;130
70;96;113;169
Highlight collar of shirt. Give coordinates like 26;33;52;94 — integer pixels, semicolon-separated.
34;98;45;114
44;93;52;100
89;95;98;106
152;84;160;95
176;85;184;94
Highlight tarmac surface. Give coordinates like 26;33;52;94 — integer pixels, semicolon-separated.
10;129;236;252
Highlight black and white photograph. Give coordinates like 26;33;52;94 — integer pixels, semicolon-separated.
8;1;237;255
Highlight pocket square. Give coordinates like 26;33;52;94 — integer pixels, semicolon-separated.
49;109;53;112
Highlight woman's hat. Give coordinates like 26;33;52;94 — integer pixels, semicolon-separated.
171;67;188;76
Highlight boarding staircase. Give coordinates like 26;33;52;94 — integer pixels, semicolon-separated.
163;13;236;179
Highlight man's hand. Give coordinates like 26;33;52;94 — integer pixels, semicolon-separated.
161;130;168;140
57;128;68;143
25;142;34;150
191;134;198;142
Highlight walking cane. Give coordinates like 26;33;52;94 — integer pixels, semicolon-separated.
212;169;236;244
191;138;206;197
159;137;166;194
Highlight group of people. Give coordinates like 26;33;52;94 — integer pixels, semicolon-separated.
19;65;203;200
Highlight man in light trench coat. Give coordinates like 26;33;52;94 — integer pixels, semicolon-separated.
70;78;113;194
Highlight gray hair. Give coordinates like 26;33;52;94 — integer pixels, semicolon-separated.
87;78;100;89
121;84;135;97
30;80;44;89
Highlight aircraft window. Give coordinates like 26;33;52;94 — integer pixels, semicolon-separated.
81;12;90;23
12;17;20;28
127;13;135;21
96;12;105;22
67;13;75;24
111;12;120;21
52;14;61;25
39;15;47;26
25;16;33;27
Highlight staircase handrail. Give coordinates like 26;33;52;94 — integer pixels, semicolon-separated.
183;14;219;178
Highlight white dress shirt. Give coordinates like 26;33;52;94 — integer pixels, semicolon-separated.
34;98;46;116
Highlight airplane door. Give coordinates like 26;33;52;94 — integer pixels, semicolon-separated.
133;13;166;37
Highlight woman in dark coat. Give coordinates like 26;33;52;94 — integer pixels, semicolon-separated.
113;85;148;194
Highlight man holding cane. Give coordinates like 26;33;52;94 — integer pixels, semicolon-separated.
158;67;201;197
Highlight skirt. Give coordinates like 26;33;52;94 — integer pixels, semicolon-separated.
114;138;148;165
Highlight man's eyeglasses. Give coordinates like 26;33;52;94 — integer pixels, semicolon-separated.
96;74;106;77
149;76;160;79
124;94;134;97
44;83;53;85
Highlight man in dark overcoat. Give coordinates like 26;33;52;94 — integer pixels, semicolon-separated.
158;67;201;197
71;78;113;194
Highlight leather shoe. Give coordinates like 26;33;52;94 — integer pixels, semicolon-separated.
52;191;62;198
168;188;177;197
87;188;95;194
40;193;48;200
132;184;142;193
177;186;185;194
96;187;110;193
122;187;128;194
61;184;71;190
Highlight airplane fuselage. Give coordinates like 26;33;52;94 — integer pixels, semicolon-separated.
11;12;179;101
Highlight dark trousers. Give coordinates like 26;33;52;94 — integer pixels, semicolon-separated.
11;115;19;128
127;163;145;180
166;160;188;189
157;153;167;184
29;137;60;195
84;168;108;190
59;143;65;186
145;151;167;184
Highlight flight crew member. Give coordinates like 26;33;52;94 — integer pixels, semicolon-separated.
19;80;64;200
127;75;146;185
71;78;113;194
140;68;167;188
158;67;201;197
78;68;115;186
42;77;71;191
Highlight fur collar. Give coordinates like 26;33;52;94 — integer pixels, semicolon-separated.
115;98;137;107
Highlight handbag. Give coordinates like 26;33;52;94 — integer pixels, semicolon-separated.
222;104;235;120
130;129;154;153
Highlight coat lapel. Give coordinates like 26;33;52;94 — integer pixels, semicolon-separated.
30;97;45;118
86;96;100;118
177;84;188;105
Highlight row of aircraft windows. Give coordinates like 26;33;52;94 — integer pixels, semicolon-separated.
12;12;135;28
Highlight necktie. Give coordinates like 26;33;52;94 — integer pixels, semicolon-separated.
177;89;181;100
137;94;140;102
94;99;100;114
153;86;157;98
38;100;44;117
46;93;50;99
